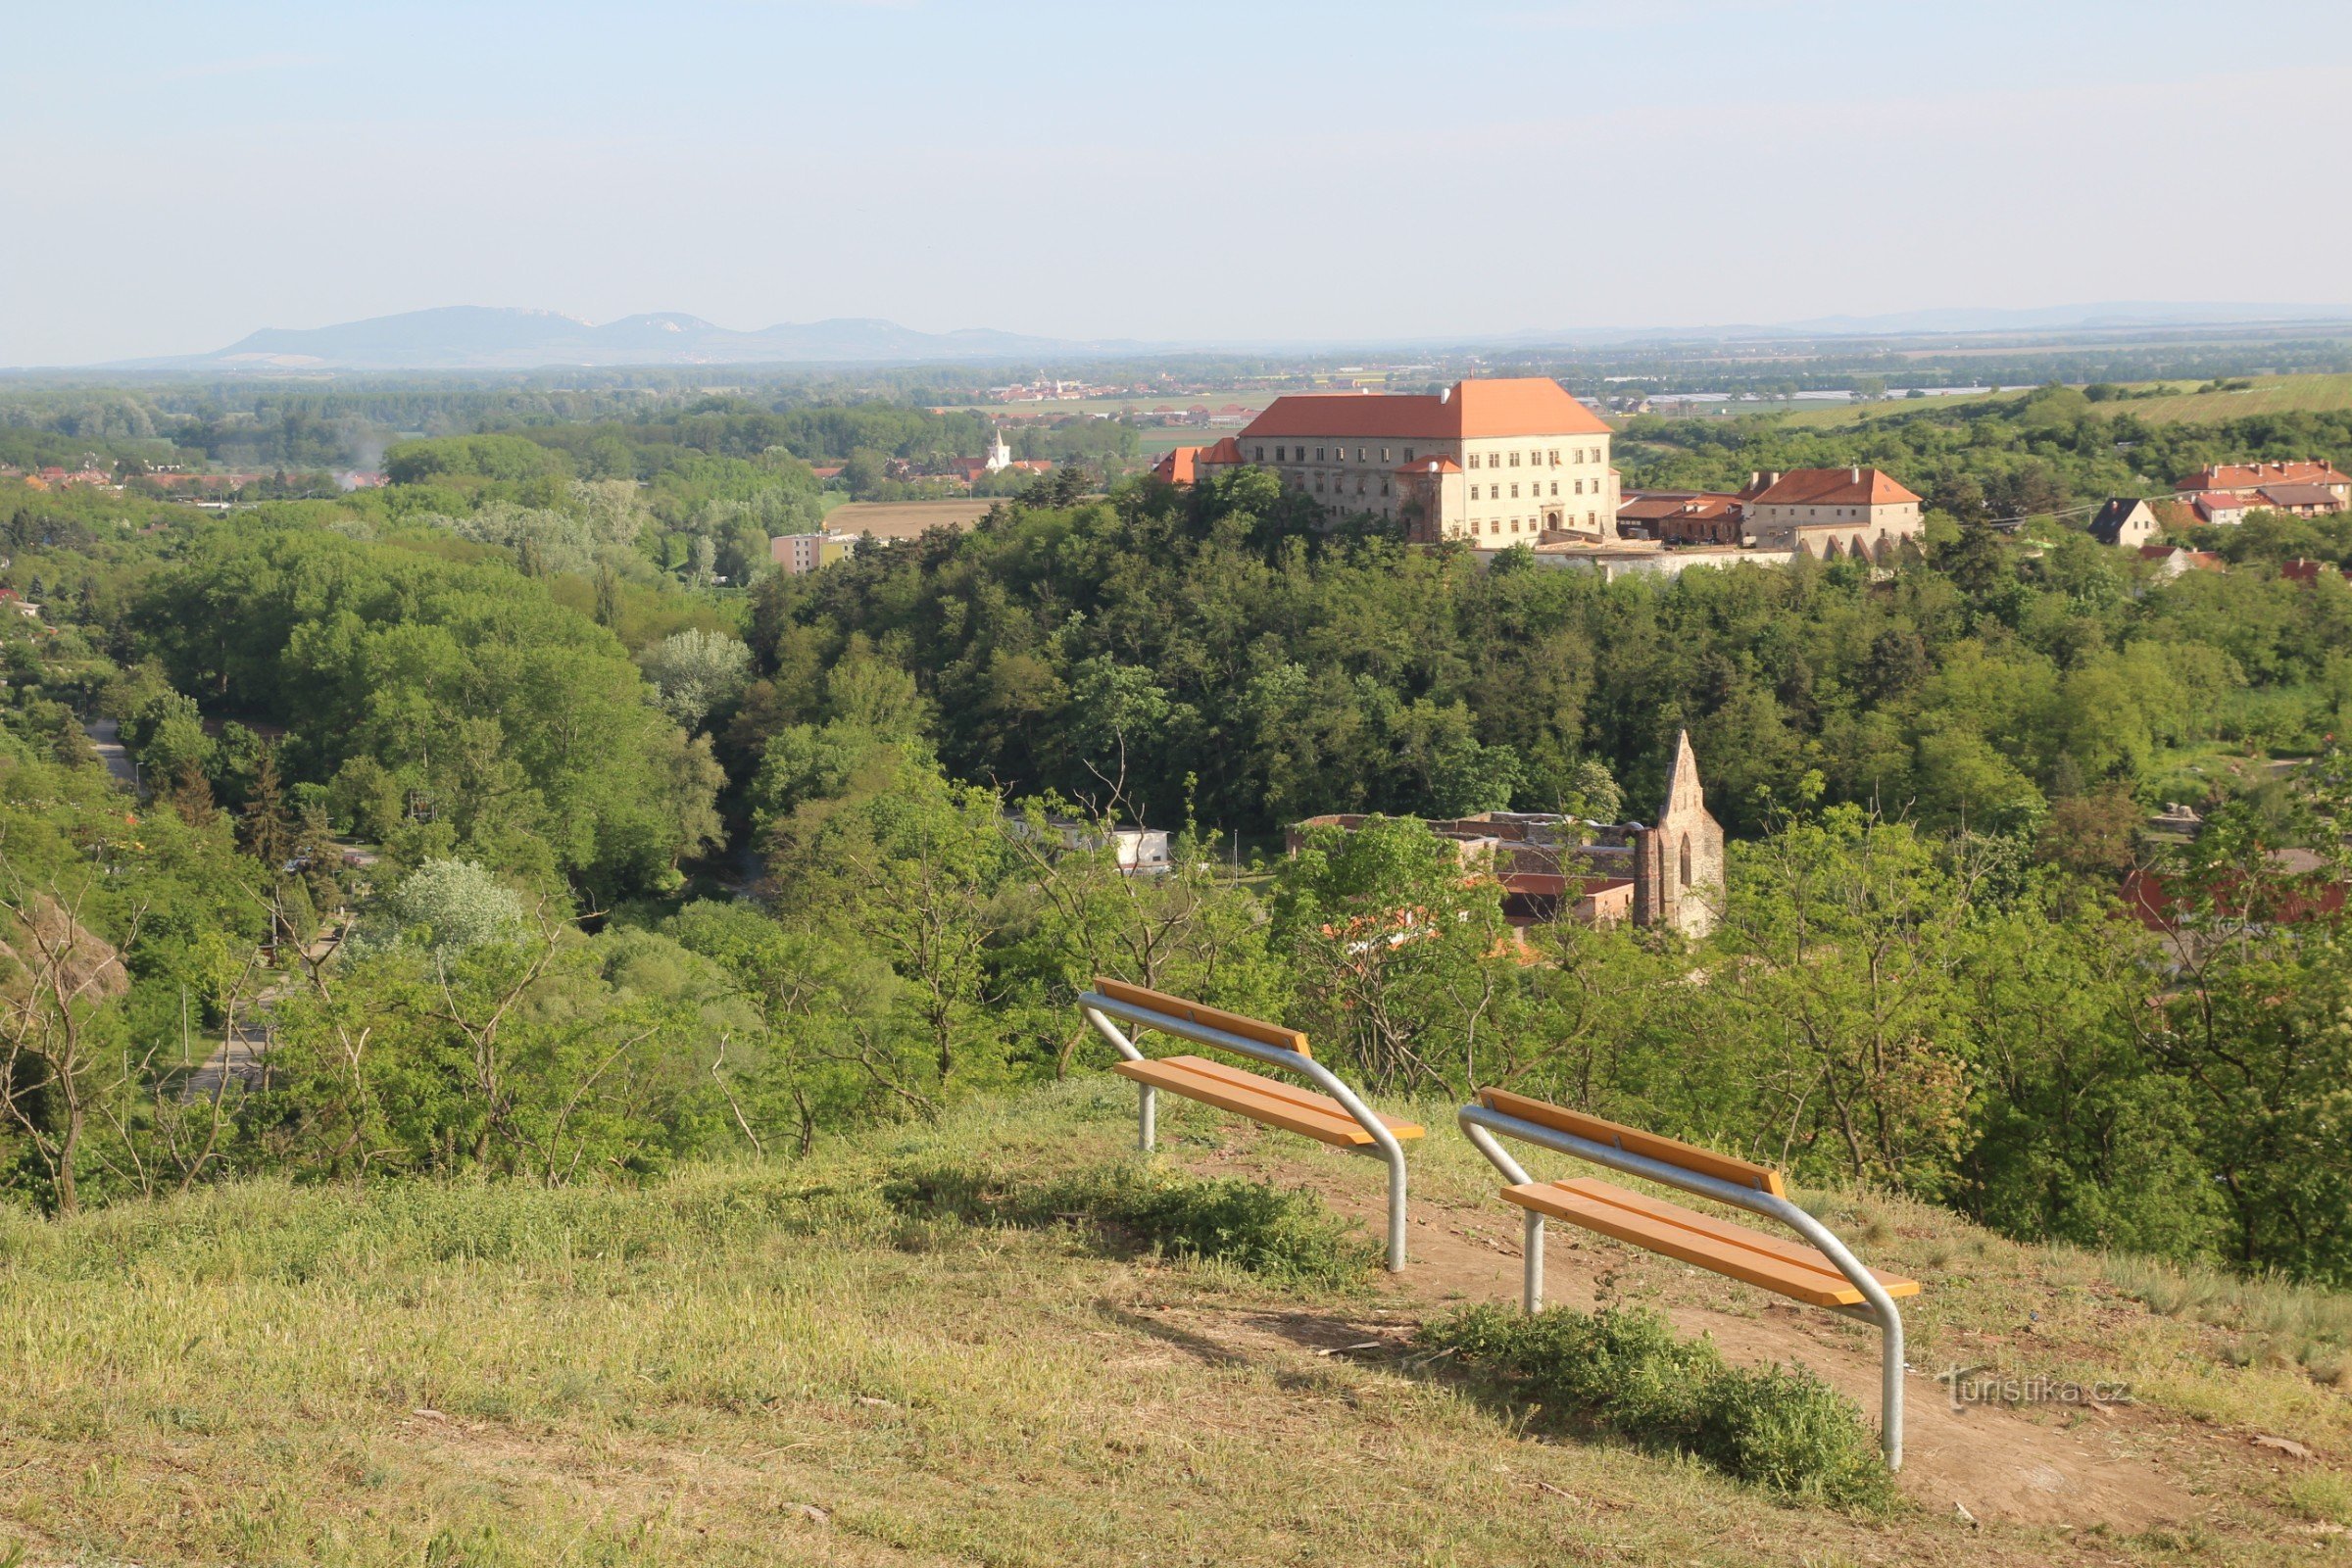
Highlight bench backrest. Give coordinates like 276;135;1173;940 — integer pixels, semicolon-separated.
1478;1087;1785;1198
1091;977;1312;1059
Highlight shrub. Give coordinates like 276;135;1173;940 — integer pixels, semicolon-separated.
1419;1303;1894;1508
883;1158;1379;1290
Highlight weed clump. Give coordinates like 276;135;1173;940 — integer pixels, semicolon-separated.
884;1158;1378;1289
1420;1303;1894;1509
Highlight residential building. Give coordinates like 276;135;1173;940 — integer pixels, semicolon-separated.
1006;815;1173;875
2174;461;2352;508
1617;490;1743;544
1739;467;1925;560
1196;376;1620;545
2089;497;2161;549
1285;730;1725;939
772;531;858;574
2188;493;2246;526
2281;558;2352;586
2138;544;2225;579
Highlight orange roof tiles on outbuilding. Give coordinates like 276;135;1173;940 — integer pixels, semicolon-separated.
1239;376;1611;442
1744;467;1921;508
2174;460;2347;493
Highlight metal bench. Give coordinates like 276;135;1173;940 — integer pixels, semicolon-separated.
1077;978;1424;1271
1457;1086;1919;1470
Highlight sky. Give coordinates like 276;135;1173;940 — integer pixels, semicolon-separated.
6;0;2352;366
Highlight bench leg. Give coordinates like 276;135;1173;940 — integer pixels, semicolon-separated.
1523;1210;1544;1313
1385;1147;1407;1272
1137;1083;1156;1152
1881;1310;1904;1472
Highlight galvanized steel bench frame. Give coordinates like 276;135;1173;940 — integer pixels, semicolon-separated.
1457;1094;1910;1471
1079;984;1415;1272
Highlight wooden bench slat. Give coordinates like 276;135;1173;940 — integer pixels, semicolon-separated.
1112;1055;1424;1148
1092;978;1312;1058
1479;1088;1785;1197
1167;1055;1424;1138
1500;1177;1918;1307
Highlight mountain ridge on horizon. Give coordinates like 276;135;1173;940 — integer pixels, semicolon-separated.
67;299;2352;373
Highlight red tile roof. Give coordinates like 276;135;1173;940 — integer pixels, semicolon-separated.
1152;446;1202;484
1745;467;1921;508
2175;461;2346;493
1239;377;1611;442
1395;458;1463;475
1196;436;1243;466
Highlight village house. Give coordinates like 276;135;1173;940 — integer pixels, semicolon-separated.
1739;467;1925;560
2174;460;2351;516
2089;497;2162;549
2138;544;2226;579
1196;377;1620;544
1287;731;1725;940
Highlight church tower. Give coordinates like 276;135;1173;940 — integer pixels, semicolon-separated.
1631;730;1725;938
984;430;1013;472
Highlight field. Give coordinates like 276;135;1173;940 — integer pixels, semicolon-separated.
1766;373;2352;431
4;1077;2347;1566
822;499;997;537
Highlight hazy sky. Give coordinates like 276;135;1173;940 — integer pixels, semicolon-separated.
7;0;2352;366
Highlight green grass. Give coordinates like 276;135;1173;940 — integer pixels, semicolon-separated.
1421;1303;1895;1508
0;1077;2345;1565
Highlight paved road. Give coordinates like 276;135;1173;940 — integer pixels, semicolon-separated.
82;716;139;792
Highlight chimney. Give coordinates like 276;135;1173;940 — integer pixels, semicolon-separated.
1440;385;1453;404
1850;466;1861;483
1747;470;1759;489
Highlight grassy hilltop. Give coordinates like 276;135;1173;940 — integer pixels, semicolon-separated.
4;1079;2347;1567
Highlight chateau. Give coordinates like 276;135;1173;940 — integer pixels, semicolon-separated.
1196;377;1620;545
1288;730;1726;939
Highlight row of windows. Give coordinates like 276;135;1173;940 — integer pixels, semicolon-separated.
1456;512;1603;538
1306;473;1393;498
1260;444;1417;464
1255;443;1605;467
1464;448;1599;469
1470;479;1600;501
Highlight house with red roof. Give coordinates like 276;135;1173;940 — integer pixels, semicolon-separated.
1195;377;1617;544
2172;461;2350;522
1739;467;1925;561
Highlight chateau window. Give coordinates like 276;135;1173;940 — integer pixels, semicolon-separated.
1469;484;1479;500
1574;479;1583;494
1510;483;1520;498
1315;447;1325;461
1467;453;1481;468
1403;449;1414;461
1274;446;1286;461
1356;448;1365;462
1550;481;1559;496
1381;447;1391;462
1509;452;1521;466
1381;479;1390;496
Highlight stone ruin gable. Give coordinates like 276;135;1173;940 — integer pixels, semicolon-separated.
1630;729;1727;938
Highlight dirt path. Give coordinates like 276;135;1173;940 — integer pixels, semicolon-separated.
1169;1142;2207;1534
81;715;139;792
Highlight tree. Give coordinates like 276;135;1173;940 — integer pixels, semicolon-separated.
240;744;296;871
0;878;133;1214
1274;815;1513;1092
639;627;752;729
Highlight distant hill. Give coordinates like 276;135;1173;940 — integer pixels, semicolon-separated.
116;306;1153;370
